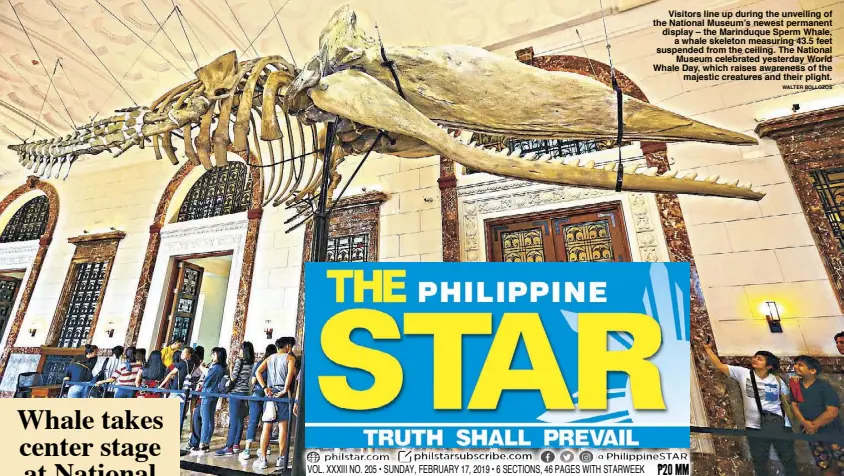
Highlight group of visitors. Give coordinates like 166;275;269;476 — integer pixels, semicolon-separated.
703;332;844;476
62;336;300;471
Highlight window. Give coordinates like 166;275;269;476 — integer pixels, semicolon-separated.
296;192;387;344
464;133;624;174
47;231;123;349
0;195;49;242
177;162;252;222
326;234;370;262
56;262;107;348
0;277;21;343
486;202;631;263
809;167;844;253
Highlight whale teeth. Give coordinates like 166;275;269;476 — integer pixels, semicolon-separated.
662;169;678;178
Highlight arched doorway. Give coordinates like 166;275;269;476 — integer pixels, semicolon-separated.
0;195;49;342
0;176;59;392
127;152;262;354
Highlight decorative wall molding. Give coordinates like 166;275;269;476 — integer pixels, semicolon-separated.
159;216;249;255
458;180;665;264
629;193;660;264
67;230;126;245
457;177;543;197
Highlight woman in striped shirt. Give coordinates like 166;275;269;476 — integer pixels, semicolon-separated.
96;347;142;398
239;344;277;461
217;341;256;456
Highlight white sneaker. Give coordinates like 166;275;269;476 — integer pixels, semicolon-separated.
253;456;268;470
276;456;288;468
190;447;209;456
238;449;251;461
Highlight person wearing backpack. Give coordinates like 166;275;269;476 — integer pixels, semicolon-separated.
703;340;798;476
790;355;844;476
188;347;228;454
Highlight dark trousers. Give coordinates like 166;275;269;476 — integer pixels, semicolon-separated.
245;397;263;441
747;427;799;476
189;398;218;448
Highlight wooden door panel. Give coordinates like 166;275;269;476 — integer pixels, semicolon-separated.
486;202;631;263
488;219;556;262
552;207;629;262
559;220;614;262
161;262;204;346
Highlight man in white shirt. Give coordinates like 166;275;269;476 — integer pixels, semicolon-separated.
704;340;798;476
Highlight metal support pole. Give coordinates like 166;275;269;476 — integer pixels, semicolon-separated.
292;120;337;476
311;121;337;263
180;388;191;456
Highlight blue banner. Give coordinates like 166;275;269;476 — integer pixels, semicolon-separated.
304;262;690;449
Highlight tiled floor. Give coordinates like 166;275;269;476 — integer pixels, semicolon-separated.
179;427;292;475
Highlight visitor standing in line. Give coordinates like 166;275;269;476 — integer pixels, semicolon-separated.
253;337;297;470
217;341;255;456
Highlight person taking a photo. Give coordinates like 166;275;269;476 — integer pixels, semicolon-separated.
703;339;798;476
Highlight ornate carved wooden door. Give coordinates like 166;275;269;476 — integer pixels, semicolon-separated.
0;276;21;342
162;262;204;346
486;202;631;263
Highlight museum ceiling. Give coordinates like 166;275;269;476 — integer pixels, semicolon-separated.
0;0;642;176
